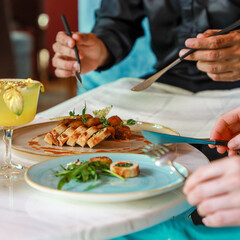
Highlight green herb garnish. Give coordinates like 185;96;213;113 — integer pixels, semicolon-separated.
69;108;79;117
100;117;110;128
115;163;133;167
55;160;125;190
127;119;136;125
120;119;136;126
81;104;88;125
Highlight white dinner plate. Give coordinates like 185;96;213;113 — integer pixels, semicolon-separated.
12;121;178;157
25;152;188;203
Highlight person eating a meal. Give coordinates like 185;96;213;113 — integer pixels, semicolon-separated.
184;105;240;227
52;0;240;93
112;106;240;240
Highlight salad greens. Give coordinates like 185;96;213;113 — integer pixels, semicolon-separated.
55;160;125;191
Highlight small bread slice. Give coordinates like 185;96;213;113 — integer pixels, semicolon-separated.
44;123;68;146
58;127;76;146
87;127;111;148
110;161;140;178
66;125;88;147
76;126;98;147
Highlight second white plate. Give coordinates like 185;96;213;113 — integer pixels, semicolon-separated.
12;121;178;157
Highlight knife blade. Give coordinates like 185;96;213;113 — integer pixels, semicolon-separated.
141;130;228;146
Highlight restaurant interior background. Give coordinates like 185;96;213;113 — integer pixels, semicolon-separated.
0;0;79;112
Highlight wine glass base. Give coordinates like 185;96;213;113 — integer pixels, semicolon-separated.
0;163;26;179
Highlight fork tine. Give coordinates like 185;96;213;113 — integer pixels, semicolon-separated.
142;144;186;181
158;144;170;153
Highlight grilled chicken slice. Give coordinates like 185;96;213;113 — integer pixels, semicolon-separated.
44;132;59;146
76;126;98;147
66;125;88;147
68;119;83;128
58;127;76;146
87;127;112;148
44;123;68;146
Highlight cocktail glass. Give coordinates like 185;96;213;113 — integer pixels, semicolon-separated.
0;78;43;178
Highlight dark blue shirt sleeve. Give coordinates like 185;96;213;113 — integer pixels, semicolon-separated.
92;0;145;70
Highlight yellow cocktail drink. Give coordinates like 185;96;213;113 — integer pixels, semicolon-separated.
0;81;39;127
0;78;43;178
0;80;41;126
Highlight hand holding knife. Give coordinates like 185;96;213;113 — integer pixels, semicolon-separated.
131;18;240;92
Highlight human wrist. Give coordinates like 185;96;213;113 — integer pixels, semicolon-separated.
98;39;112;68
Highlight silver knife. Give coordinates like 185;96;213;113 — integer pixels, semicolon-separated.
131;18;240;92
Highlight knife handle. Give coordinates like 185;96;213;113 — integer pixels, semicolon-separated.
189;209;203;225
180;18;240;61
214;140;228;146
200;138;228;146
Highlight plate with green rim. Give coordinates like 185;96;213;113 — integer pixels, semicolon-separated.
25;152;188;203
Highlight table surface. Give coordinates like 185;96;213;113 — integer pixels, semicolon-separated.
1;78;240;240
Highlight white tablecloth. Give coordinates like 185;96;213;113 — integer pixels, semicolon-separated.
38;78;240;138
1;77;240;240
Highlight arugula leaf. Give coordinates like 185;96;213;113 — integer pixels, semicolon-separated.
55;160;124;190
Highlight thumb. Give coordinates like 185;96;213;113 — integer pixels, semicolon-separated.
228;134;240;150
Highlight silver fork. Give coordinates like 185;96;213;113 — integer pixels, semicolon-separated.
142;144;187;180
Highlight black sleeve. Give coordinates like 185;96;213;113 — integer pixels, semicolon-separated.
92;0;145;70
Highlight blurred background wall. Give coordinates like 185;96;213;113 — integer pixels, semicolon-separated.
0;0;78;111
0;0;155;111
0;0;16;77
3;0;78;81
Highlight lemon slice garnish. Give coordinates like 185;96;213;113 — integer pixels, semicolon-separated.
3;88;24;116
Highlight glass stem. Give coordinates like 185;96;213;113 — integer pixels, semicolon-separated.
3;128;13;167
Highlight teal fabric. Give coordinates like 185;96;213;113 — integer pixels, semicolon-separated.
77;0;156;94
113;207;240;240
